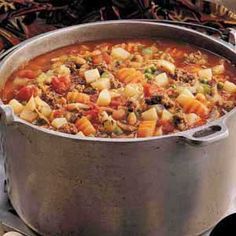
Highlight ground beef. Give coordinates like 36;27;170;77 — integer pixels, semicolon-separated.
59;123;78;134
184;51;207;65
41;91;60;109
83;87;96;95
172;113;186;130
173;69;196;84
145;94;174;109
71;74;86;85
126;101;136;112
145;95;162;105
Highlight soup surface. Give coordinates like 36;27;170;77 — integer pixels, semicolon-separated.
1;40;236;138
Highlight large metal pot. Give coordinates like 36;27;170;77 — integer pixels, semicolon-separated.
0;21;236;236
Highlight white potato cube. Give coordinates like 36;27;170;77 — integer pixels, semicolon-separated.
124;83;142;97
161;109;173;121
156;60;176;74
142;107;158;121
223;81;236;93
212;64;224;75
97;89;111;106
84;69;100;83
111;47;130;60
154;73;169;87
179;88;194;98
91;78;111;90
9;99;24;114
51;117;67;129
198;68;212;81
20;109;38;122
176;94;190;106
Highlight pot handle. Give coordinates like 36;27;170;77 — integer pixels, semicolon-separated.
182;121;229;146
0;105;15;125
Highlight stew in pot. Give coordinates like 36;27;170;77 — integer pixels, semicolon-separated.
1;40;236;138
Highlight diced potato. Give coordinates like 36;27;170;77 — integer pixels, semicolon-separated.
154;73;169;87
40;106;52;117
91;78;110;90
51;117;67;129
223;81;236;93
111;47;130;60
185;113;200;126
124;83;142;97
179;88;194;98
97;89;111;106
198;68;212;81
176;94;190;105
141;107;158;121
20;109;38;122
156;60;176;74
25;96;36;111
9;99;24;114
84;69;100;83
212;64;224;75
161;109;173;121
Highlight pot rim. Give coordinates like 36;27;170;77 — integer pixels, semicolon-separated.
0;20;235;143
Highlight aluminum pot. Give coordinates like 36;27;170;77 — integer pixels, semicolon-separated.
0;21;236;236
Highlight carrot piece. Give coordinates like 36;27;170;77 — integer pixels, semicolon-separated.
178;95;208;117
117;68;144;84
137;120;156;137
75;116;96;136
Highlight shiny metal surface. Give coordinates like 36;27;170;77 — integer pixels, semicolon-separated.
0;21;236;235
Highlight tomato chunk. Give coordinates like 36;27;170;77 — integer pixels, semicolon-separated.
143;83;163;97
51;75;71;94
17;69;36;80
16;85;36;101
